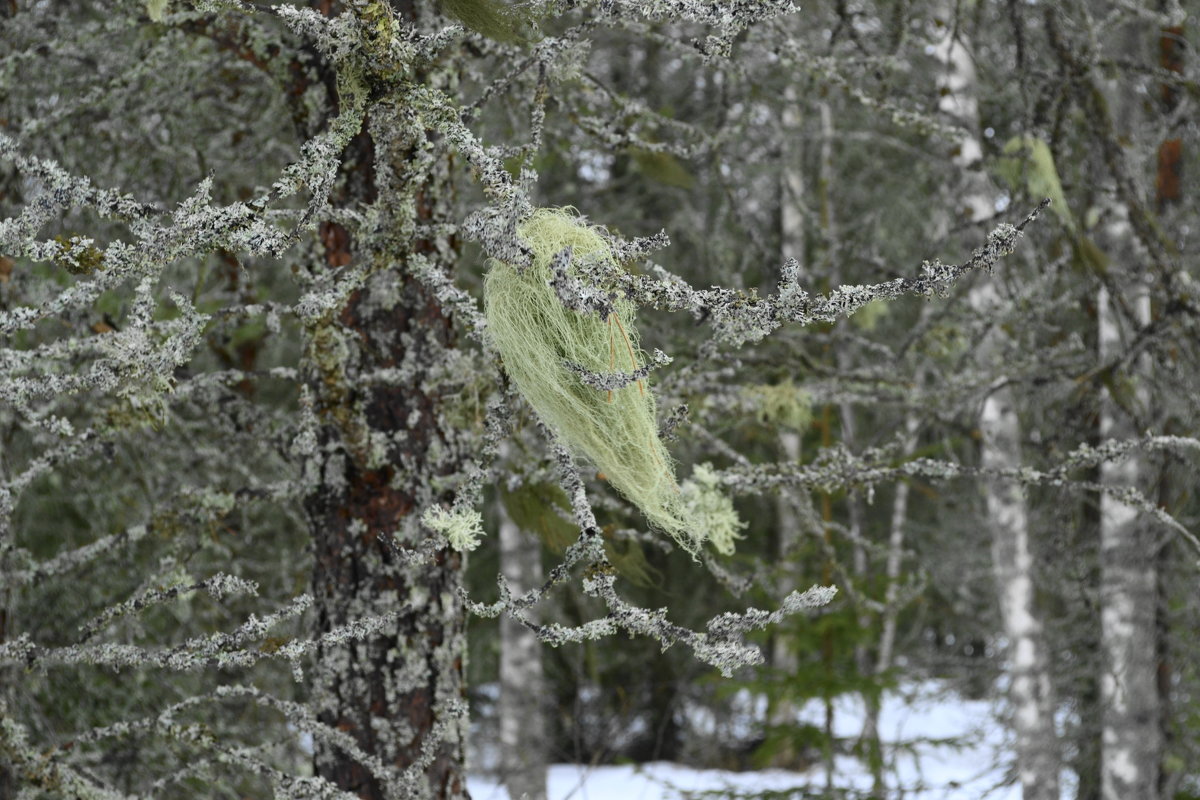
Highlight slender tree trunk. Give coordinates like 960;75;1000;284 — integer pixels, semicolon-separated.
766;82;804;768
815;100;842;793
813;97;874;788
774;84;806;682
1153;18;1183;799
1097;274;1158;800
303;6;468;798
974;338;1060;800
1094;17;1164;797
866;411;919;794
934;18;1060;799
499;495;547;800
771;434;801;671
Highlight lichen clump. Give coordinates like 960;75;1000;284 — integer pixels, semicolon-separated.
423;507;485;552
744;378;813;431
681;464;745;556
484;208;700;552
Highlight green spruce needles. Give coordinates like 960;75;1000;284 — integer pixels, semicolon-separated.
484;209;701;552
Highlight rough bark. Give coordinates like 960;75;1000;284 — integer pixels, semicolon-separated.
305;266;468;800
935;17;1060;800
303;5;468;799
498;496;547;800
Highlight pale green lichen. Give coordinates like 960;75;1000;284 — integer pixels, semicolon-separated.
145;0;167;22
744;378;813;431
681;463;745;555
422;507;485;552
484;208;698;551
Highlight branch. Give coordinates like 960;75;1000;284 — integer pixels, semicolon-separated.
572;201;1052;346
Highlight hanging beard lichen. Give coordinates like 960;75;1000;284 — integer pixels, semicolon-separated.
484;208;701;553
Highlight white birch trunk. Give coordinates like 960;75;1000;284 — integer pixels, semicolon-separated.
1098;273;1159;800
973;321;1060;800
498;500;547;800
1093;21;1161;793
875;416;915;678
865;411;919;794
935;21;1060;800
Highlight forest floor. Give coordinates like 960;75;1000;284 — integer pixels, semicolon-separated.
468;681;1039;799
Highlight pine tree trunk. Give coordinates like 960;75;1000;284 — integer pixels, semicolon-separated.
305;268;468;800
303;5;468;798
499;497;547;800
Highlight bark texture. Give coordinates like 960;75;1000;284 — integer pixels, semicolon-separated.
305;266;468;800
1154;21;1184;798
303;5;468;798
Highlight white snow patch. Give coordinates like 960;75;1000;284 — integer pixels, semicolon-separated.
470;682;1042;799
468;762;823;800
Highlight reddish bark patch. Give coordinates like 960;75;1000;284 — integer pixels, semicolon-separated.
1156;139;1182;208
321;221;354;267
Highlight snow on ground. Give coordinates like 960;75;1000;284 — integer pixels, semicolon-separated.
787;682;1018;797
469;761;844;800
470;682;1025;799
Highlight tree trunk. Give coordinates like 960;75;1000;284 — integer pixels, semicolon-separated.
1153;19;1183;800
766;81;805;768
1097;276;1158;800
867;411;919;795
934;17;1060;799
499;496;547;800
771;435;801;668
303;5;468;798
1094;17;1164;796
305;268;468;800
974;339;1060;800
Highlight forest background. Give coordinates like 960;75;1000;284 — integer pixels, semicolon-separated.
1;0;1198;799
